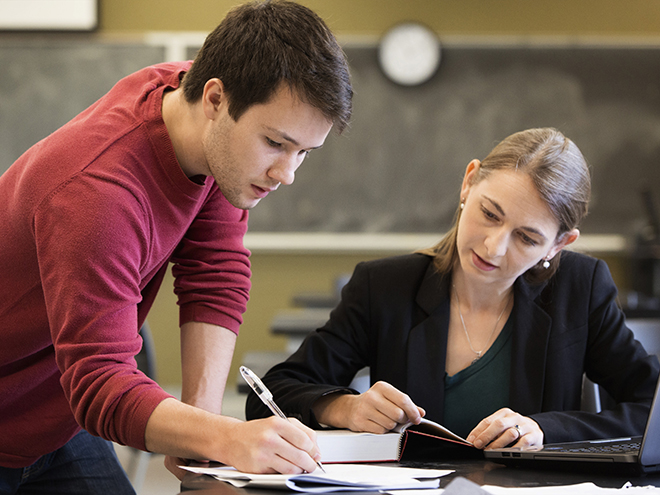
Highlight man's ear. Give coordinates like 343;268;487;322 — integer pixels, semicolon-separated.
201;78;226;120
547;228;580;260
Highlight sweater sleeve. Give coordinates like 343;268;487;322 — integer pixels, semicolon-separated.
170;184;251;335
34;175;172;450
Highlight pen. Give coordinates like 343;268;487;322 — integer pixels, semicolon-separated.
239;365;326;473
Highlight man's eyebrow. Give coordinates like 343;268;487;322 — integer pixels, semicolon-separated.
484;196;548;239
265;126;323;150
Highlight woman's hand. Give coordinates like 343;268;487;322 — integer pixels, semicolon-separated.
467;408;543;450
313;381;425;433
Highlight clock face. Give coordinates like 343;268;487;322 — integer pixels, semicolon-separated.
378;22;441;86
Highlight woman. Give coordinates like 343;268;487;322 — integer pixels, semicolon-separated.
245;128;659;450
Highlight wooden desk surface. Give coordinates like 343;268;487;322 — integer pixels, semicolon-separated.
179;458;660;493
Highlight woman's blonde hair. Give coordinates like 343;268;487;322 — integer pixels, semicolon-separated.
421;128;591;284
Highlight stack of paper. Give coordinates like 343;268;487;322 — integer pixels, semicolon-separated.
181;463;452;492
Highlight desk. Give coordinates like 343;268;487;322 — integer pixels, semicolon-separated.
179;458;660;493
270;308;332;353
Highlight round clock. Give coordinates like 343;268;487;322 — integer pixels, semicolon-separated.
378;22;441;86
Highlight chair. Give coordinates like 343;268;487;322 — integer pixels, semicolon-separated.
627;317;660;357
581;374;603;413
581;317;660;413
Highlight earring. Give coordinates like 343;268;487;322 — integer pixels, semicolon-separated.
460;199;465;210
542;259;550;269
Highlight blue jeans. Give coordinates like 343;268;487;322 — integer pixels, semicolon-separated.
0;430;135;495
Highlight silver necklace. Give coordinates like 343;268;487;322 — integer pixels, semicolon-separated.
452;285;511;365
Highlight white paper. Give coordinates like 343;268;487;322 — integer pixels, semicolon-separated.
182;463;453;492
389;481;660;495
481;483;660;494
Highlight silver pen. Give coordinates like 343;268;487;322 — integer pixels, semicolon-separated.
240;365;326;473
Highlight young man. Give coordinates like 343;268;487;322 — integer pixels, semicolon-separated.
0;1;352;492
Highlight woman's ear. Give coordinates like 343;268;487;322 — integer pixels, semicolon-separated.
547;229;580;260
460;159;481;201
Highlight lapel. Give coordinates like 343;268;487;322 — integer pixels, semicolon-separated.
509;276;553;415
404;262;555;421
406;262;451;422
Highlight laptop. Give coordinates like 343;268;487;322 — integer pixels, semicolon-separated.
484;376;660;474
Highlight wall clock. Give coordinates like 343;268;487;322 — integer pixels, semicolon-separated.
378;22;441;86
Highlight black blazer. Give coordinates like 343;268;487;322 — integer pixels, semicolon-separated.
246;251;659;443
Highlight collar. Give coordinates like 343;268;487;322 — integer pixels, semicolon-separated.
407;259;553;419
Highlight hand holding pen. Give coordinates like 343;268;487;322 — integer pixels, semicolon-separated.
240;366;326;473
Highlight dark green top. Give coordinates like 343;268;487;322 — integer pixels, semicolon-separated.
443;316;513;439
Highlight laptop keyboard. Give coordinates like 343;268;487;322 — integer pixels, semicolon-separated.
561;442;640;454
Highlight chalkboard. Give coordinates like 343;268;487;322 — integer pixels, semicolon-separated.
248;45;660;236
2;40;659;236
0;40;164;173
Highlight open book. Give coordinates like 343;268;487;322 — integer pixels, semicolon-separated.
316;418;475;463
181;463;451;493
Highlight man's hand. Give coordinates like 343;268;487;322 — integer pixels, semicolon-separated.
163;417;321;479
151;323;322;476
313;381;425;433
467;408;543;450
221;416;321;474
164;456;199;481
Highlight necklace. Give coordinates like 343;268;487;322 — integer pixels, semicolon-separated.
452;285;511;365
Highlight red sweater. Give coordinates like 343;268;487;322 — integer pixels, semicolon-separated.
0;62;251;468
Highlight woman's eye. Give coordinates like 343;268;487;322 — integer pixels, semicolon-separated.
519;233;537;246
266;137;281;147
481;206;497;221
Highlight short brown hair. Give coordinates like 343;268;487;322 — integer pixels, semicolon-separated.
182;0;352;133
422;128;591;284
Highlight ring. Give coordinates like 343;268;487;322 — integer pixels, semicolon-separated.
512;424;522;439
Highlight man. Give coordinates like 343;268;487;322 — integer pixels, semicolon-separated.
0;0;352;492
